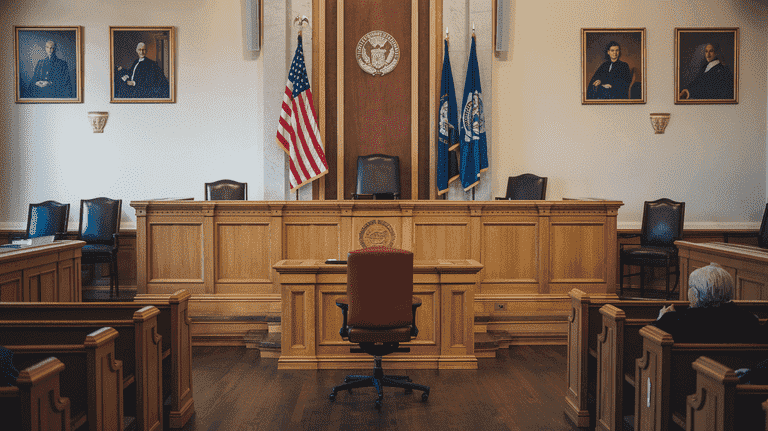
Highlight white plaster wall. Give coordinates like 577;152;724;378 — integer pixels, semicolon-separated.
492;0;768;228
0;0;273;229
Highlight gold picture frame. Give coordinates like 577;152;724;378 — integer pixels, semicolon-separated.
675;27;738;105
14;26;83;103
581;28;646;105
110;26;175;103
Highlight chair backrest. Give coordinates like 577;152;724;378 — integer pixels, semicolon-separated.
78;198;122;243
504;173;547;200
26;201;70;239
640;198;685;248
347;246;413;329
355;154;400;198
759;203;768;249
205;179;247;200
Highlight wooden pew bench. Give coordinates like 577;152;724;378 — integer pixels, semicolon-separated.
0;357;71;431
595;301;768;431
0;306;162;431
687;356;768;431
636;325;768;431
2;327;123;431
566;289;677;427
134;290;194;428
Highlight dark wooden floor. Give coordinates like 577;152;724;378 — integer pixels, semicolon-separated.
178;345;581;431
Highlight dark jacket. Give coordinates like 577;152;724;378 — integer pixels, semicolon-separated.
684;62;734;99
25;55;73;98
653;301;763;343
116;57;169;98
587;60;631;100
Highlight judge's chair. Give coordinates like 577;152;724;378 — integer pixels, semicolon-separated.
723;203;768;249
329;247;429;409
78;197;122;297
352;154;400;200
205;179;248;200
11;201;70;241
495;173;547;200
619;198;685;299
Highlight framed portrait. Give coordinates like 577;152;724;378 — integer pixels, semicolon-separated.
14;26;83;103
582;28;646;105
110;26;175;103
675;27;738;104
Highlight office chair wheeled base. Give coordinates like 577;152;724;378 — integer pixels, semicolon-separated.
329;356;430;409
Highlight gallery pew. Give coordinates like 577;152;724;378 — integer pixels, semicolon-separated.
566;289;675;427
0;357;71;431
595;301;768;431
0;306;162;431
3;327;123;431
687;356;768;431
635;325;768;431
134;289;194;428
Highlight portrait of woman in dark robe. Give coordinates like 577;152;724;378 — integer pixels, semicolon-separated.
587;41;632;100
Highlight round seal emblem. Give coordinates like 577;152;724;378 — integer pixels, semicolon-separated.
359;219;396;248
356;30;400;76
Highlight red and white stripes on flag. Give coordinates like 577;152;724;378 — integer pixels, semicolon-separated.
276;35;328;190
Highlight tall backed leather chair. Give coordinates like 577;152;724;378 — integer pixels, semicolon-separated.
329;247;429;409
723;203;768;249
495;173;547;200
620;198;685;298
352;154;400;199
78;197;122;297
205;179;247;200
18;200;70;240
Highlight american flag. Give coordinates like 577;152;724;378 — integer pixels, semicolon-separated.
276;35;328;190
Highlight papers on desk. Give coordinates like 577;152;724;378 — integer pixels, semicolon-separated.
0;235;56;252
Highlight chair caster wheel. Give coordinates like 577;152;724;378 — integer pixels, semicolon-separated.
374;400;382;409
329;393;336;402
422;392;429;402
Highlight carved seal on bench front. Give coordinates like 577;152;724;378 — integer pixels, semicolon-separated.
359;219;395;248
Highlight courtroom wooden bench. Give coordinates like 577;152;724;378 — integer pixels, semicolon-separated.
2;327;123;431
0;357;71;431
595;301;768;431
635;325;768;431
0;306;162;431
687;356;768;431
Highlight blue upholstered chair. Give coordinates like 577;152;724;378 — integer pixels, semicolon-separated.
495;173;547;200
205;179;247;200
17;200;70;240
352;154;401;200
78;197;122;297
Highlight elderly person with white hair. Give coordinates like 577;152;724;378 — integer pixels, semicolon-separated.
653;263;762;343
116;42;169;98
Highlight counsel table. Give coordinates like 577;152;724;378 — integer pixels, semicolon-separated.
676;240;768;300
274;258;483;370
0;240;84;302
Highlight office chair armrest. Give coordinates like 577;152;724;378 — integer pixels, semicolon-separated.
335;300;349;339
411;300;422;338
723;231;759;243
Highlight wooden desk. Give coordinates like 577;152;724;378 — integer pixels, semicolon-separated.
130;200;622;345
676;241;768;300
0;240;84;302
273;259;482;370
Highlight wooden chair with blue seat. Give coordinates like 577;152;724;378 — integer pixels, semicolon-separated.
329;246;429;409
495;173;547;200
352;154;401;200
78;197;122;297
205;179;247;200
619;198;685;299
10;200;70;242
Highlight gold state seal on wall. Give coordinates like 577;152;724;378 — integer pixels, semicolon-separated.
356;30;399;76
359;219;396;248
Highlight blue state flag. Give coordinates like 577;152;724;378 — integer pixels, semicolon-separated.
459;35;489;191
437;40;460;196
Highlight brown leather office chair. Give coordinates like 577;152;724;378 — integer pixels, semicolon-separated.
205;179;247;200
329;247;429;409
495;173;547;200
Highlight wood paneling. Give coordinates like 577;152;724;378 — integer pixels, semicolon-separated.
0;240;83;302
149;223;203;283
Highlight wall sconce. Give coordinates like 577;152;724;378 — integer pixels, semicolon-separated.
649;113;670;134
88;111;109;133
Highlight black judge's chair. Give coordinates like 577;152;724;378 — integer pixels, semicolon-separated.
495;173;547;200
723;203;768;249
205;179;248;200
352;154;400;200
11;200;70;241
619;198;685;299
329;247;429;409
78;197;122;297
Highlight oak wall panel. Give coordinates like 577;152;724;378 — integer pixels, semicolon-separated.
148;223;203;282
